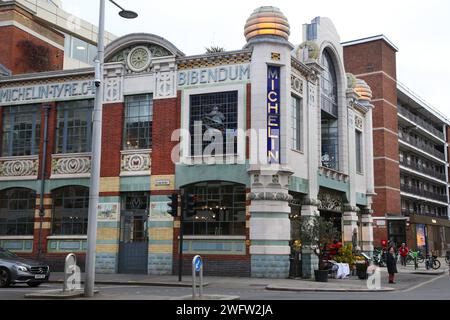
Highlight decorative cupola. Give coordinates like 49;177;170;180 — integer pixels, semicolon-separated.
354;78;373;104
244;6;290;44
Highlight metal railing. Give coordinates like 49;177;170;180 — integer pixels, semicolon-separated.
398;133;445;160
401;209;446;218
398;105;445;140
400;184;448;203
399;158;447;182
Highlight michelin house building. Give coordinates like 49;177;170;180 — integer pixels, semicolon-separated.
0;6;375;278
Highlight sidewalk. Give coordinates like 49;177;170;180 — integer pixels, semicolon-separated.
385;259;448;275
49;272;396;292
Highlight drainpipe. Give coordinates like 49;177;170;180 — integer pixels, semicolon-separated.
37;105;50;261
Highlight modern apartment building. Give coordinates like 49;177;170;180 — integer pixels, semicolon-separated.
0;0;116;74
343;36;450;256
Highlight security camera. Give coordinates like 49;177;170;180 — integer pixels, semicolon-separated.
94;79;101;87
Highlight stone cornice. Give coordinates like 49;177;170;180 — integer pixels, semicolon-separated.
291;56;312;78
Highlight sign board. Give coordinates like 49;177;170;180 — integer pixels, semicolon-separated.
194;255;202;272
267;66;281;164
178;64;250;87
0;80;96;106
154;179;171;186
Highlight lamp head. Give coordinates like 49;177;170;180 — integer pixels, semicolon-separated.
119;10;138;19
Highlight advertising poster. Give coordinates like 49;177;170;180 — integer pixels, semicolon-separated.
150;201;171;220
98;203;120;222
416;224;427;250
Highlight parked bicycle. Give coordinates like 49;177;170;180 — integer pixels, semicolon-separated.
373;248;386;267
445;251;450;265
425;254;441;270
406;249;425;265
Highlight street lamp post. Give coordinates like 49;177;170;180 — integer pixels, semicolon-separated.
84;0;137;298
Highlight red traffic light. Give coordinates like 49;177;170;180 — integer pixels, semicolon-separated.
381;240;388;247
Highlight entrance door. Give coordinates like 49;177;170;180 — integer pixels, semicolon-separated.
119;194;149;274
320;211;343;236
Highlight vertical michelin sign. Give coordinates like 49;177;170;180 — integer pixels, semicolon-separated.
267;66;281;164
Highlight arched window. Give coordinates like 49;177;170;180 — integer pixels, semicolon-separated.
182;181;246;236
0;188;36;236
321;50;338;117
321;49;339;170
52;186;89;235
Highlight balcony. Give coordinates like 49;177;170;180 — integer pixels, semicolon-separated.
399;158;447;182
398;105;445;140
401;209;448;219
400;184;448;203
0;156;39;180
321;96;338;118
398;133;445;161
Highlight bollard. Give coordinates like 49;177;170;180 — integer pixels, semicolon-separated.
63;253;80;292
192;255;203;299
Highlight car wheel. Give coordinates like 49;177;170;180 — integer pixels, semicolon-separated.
0;268;11;288
27;282;42;288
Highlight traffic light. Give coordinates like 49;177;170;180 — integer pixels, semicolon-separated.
185;194;197;218
167;193;178;218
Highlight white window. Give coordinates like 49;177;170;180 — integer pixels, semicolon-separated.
291;95;302;151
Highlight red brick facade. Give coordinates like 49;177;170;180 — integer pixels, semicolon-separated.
344;39;401;246
100;103;124;177
151;94;181;175
0;5;64;75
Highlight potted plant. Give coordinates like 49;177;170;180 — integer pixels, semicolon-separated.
298;216;340;282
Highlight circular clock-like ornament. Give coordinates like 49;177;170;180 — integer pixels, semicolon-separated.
127;46;152;72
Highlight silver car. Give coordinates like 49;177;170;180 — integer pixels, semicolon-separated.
0;247;50;288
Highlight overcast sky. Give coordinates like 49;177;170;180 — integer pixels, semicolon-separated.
62;0;450;117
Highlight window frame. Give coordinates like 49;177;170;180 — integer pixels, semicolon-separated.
291;94;303;152
122;94;153;151
1;104;41;157
51;186;89;236
321;50;338;118
55;100;93;154
189;91;239;158
355;128;364;174
0;188;36;236
321;115;339;170
182;181;246;237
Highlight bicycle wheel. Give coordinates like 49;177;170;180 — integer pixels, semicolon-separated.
417;257;424;264
432;260;441;270
406;256;416;265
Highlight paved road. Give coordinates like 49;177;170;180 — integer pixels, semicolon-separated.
1;273;449;300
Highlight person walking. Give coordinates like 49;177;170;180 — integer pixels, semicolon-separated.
399;243;409;267
386;246;398;284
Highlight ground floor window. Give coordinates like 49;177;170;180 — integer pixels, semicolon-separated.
0;188;35;236
52;186;89;235
182;181;246;236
